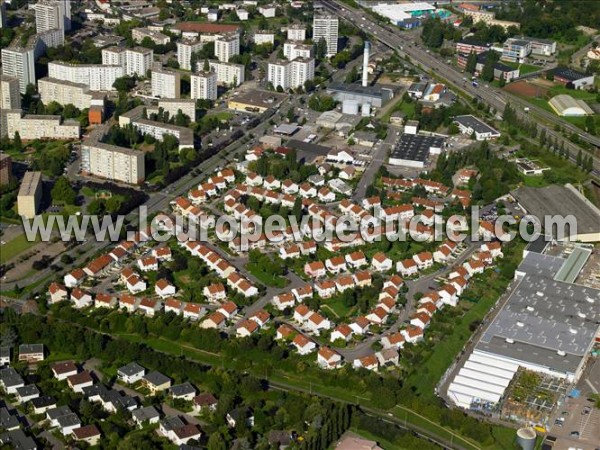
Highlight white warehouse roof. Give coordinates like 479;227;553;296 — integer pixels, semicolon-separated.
548;95;594;116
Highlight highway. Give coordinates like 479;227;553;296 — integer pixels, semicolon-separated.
320;0;600;177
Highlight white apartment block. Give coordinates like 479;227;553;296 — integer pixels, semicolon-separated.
287;24;306;41
191;71;217;101
313;15;338;56
205;60;244;86
177;40;203;70
215;33;240;62
35;28;64;51
126;47;153;77
48;61;124;91
254;31;275;46
101;46;125;67
158;99;196;120
151;69;181;99
283;41;314;60
268;58;314;90
0;75;21;110
1;47;36;93
34;0;71;34
38;77;92;110
5;111;80;140
132;27;170;45
81;142;145;184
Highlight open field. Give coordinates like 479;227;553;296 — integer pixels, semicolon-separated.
0;232;40;264
504;80;548;98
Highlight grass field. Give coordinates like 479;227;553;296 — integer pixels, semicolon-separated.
0;233;40;264
246;262;287;288
503;61;540;76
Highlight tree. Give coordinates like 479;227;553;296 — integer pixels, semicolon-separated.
576;149;583;167
465;51;477;74
308;94;336;112
87;199;105;215
480;51;499;82
51;177;76;205
207;432;227;450
203;58;210;72
113;76;136;93
286;107;295;123
316;37;328;60
13;131;22;153
345;65;359;83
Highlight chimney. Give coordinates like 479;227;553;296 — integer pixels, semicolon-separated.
362;41;370;87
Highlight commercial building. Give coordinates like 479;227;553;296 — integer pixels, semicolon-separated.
214;33;240;62
227;89;286;113
287;24;306;41
132;27;170;45
453;115;500;141
177;40;203;70
205;60;245;86
48;61;124;91
191;71;217;101
549;67;595;90
81;125;145;184
313;15;338;57
369;2;439;25
17;171;43;219
267;58;315;90
0;75;21;137
253;31;275;46
548;95;594;117
157;99;196;120
34;0;71;34
502;38;531;63
151;68;181;99
388;134;445;168
283;41;313;60
5;111;80;140
38;77;93;110
520;36;556;56
326;82;394;108
1;47;36;93
0;154;13;185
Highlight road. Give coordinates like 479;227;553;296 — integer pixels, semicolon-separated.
321;0;600;177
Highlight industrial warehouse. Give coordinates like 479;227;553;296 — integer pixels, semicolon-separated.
446;241;600;412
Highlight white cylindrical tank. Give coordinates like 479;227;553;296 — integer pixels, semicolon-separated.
516;427;536;450
361;103;371;117
342;100;359;115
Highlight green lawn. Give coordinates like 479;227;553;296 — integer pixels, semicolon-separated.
503;61;540;75
246;262;287;288
0;233;40;264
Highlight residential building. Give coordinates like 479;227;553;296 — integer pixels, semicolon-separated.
132;27;169;45
268;58;314;90
17;172;42;219
34;0;70;34
521;36;556;56
0;154;12;185
206;60;245;86
126;47;153;77
254;30;275;45
152;68;181;98
287;24;306;41
1;46;36;93
18;344;44;363
5;111;80;140
501;38;531;63
313;15;338;56
0;75;20;137
158;99;196;120
38;77;93;110
81;142;145;184
48;61;124;91
177;39;204;70
215;33;240;62
283;41;314;60
191;71;217;100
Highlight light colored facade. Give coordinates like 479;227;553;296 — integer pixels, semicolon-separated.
101;46;125;67
268;58;314;90
132;27;170;45
206;60;244;86
34;0;71;34
254;31;275;46
287;24;306;41
48;61;123;91
38;77;93;110
502;38;532;63
5;111;80;140
17;171;42;219
151;69;181;99
215;33;240;62
177;40;203;70
1;47;36;93
313;15;338;56
0;75;20;137
283;41;313;60
191;71;217;101
158;99;196;120
268;61;289;90
81;142;145;184
125;47;153;77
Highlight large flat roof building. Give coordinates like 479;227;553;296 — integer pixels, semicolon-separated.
548;94;594;117
326;82;395;108
454;115;500;141
388;134;445;168
17;171;43;219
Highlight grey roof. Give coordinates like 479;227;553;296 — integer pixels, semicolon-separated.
132;405;160;422
525;234;551;255
30;395;56;409
0;368;24;388
118;362;145;377
454;115;499;135
550;67;590;82
407;81;428;94
390;134;445;163
554;247;592;283
0;429;36;450
512;185;600;235
16;385;39;399
143;371;171;386
100;390;137;409
18;344;43;355
82;384;109;398
170;382;196;398
228;406;253;421
56;412;80;428
0;347;10;360
46;405;72;421
160;416;186;432
327;82;394;99
476;252;600;375
0;407;20;430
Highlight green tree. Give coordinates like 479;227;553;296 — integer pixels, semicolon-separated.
207;432;227;450
345;65;359;83
105;196;122;214
465;51;477;74
203;58;210;72
87;199;105;215
51;177;76;205
316;37;328;60
13;131;22;152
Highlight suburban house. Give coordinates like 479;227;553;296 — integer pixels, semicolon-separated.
142;371;172;395
317;347;343;370
117;362;146;384
51;361;78;381
192;393;218;413
292;334;317;355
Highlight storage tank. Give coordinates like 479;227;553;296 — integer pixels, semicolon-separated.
516;427;536;450
361;103;371;117
342;100;359;115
